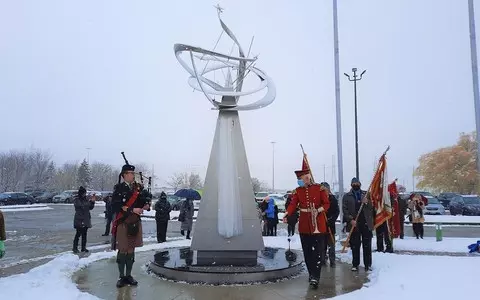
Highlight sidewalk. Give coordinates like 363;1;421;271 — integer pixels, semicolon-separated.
73;250;367;300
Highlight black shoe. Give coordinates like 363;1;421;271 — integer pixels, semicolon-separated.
102;233;109;236
186;236;191;240
180;230;185;236
309;278;319;289
124;275;138;286
116;277;126;288
351;266;358;272
365;266;372;272
320;260;326;266
81;249;89;253
374;249;383;252
330;261;336;267
72;248;79;254
385;248;394;253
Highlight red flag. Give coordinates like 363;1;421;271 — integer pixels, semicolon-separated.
369;154;392;229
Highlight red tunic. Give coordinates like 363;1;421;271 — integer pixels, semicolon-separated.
286;184;330;234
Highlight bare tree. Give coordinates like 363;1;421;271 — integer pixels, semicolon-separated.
53;162;79;191
188;173;203;190
167;173;185;192
27;149;53;190
252;177;268;193
90;162;118;191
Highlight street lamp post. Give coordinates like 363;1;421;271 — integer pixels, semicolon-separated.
344;68;366;180
468;0;480;174
271;142;276;192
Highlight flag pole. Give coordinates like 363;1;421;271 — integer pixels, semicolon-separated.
341;146;390;253
300;144;335;245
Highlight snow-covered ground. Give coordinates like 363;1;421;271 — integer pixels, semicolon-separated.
0;235;478;300
141;210;198;219
1;204;52;212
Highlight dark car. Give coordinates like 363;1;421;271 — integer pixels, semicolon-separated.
36;191;57;203
449;195;480;216
437;192;460;208
0;192;35;206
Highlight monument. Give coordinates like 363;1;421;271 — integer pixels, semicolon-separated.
149;7;302;284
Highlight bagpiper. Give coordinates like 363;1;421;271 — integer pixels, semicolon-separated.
283;162;330;288
111;160;150;288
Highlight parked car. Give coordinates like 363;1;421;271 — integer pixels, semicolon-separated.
450;195;480;216
437;192;460;208
0;192;35;205
423;196;445;215
52;190;78;203
36;191;57;203
167;195;184;211
255;192;270;203
26;190;46;199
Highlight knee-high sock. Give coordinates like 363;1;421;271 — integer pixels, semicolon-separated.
116;252;127;277
125;252;135;276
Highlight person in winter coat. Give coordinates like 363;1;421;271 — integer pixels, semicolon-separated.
102;194;114;236
154;192;171;243
259;199;269;236
285;194;299;236
273;204;279;236
0;209;6;259
398;195;408;239
409;194;425;239
321;182;339;267
180;198;194;239
342;177;374;272
73;186;95;253
265;197;276;236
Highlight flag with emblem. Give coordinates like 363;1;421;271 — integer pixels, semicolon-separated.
388;180;401;238
368;153;392;229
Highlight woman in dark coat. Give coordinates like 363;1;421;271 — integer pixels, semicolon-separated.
154;192;171;243
180;198;194;239
73;186;95;253
285;194;298;236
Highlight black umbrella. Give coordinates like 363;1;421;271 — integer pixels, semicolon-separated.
174;189;201;200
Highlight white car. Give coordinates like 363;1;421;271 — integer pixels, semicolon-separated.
255;192;270;203
268;194;286;212
52;190;77;203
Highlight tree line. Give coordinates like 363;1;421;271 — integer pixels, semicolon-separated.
0;148;129;192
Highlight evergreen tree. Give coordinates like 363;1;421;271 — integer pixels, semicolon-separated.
77;159;92;189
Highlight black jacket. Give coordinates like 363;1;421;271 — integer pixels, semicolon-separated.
73;195;95;229
326;194;340;232
285;196;298;224
111;182;148;222
155;199;172;222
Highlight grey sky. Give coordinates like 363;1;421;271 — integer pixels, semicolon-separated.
0;0;477;191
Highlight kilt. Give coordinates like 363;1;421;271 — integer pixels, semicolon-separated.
116;214;143;252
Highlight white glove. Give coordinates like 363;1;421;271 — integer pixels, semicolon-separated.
317;207;325;213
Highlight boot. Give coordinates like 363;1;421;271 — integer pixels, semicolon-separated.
180;230;185;236
72;248;79;254
124;275;138;286
81;237;88;252
116;277;126;288
309;278;319;289
186;230;191;240
73;235;79;253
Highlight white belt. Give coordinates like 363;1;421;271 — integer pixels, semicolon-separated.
300;208;315;212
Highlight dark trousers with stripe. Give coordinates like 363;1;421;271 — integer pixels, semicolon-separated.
300;233;326;280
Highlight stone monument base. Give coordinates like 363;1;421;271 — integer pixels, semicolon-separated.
148;247;303;285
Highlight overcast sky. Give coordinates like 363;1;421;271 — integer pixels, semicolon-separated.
0;0;477;191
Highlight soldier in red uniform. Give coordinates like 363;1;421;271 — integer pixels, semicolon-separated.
283;165;330;289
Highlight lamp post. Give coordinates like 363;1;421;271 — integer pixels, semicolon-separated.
468;0;480;174
344;68;366;180
271;142;276;192
86;147;92;164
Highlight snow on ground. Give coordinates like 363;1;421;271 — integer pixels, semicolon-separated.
419;214;480;224
141;210;198;219
380;236;476;253
1;235;478;300
1;204;52;212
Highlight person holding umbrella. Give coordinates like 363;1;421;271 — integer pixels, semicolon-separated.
175;189;200;240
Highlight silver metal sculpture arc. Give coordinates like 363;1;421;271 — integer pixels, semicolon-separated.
173;10;276;111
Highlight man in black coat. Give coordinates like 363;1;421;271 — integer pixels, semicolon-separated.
285;194;298;236
320;182;339;267
102;194;114;236
398;195;408;239
154;192;171;243
342;178;374;272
